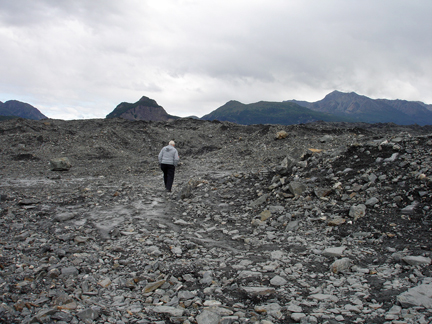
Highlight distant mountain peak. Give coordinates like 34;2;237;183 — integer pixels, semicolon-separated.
325;90;361;99
0;100;47;120
137;96;160;107
106;96;178;121
291;90;432;125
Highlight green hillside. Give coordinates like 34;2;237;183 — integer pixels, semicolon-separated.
202;100;355;125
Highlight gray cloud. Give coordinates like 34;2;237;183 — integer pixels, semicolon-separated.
0;0;431;119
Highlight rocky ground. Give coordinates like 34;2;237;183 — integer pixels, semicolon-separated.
0;117;432;324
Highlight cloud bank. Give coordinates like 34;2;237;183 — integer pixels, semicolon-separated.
1;0;431;119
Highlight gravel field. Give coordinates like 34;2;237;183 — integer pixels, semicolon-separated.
1;118;432;323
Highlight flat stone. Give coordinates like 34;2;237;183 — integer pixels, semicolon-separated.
241;286;275;296
285;220;299;232
152;305;184;317
144;280;166;293
196;309;221;324
327;217;346;226
322;246;346;257
237;270;262;279
260;210;272;221
287;304;302;313
254;303;282;319
397;278;432;308
288;181;307;196
54;212;76;222
77;308;100;322
291;313;306;321
61;266;79;277
309;293;339;303
365;197;379;206
402;256;431;266
98;277;112;288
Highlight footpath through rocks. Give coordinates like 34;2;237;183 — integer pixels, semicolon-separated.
0;118;432;323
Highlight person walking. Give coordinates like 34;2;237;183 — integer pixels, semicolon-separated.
158;140;180;192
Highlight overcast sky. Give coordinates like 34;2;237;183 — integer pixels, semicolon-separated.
1;0;431;120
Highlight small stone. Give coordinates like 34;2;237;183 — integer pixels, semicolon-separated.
50;157;72;171
178;290;197;300
144;279;166;293
291;313;306;321
401;204;418;215
276;131;288;139
288;182;307;196
309;293;339;303
330;258;351;273
61;266;79;277
365;197;379;206
327;217;346;226
322;246;346;257
241;286;275;297
77;307;100;322
196;309;221;324
314;187;332;198
287;304;302;313
74;236;89;244
254;303;282;319
349;204;366;220
98;277;112;288
260;210;272;221
152;305;184;317
285;220;299;232
270;275;287;286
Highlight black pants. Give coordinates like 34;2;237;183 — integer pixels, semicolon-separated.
160;164;175;191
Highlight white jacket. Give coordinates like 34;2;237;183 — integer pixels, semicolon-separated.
158;145;179;166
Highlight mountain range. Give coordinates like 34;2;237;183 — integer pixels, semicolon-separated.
2;91;432;125
286;90;432;126
201;99;354;124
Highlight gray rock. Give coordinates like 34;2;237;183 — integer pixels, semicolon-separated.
152;305;184;317
320;135;334;143
178;290;197;300
308;293;339;302
365;197;379;206
330;258;351;273
384;153;399;162
61;266;79;276
241;286;275;297
401;203;418;215
397;278;432;308
77;307;100;322
270;275;287;286
322;246;346;258
49;157;72;171
402;256;431;266
250;194;269;207
288;181;307;196
349;204;366;220
196;309;221;324
54;212;76;222
285;220;300;232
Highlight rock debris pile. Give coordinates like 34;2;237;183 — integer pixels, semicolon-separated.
0;118;431;323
